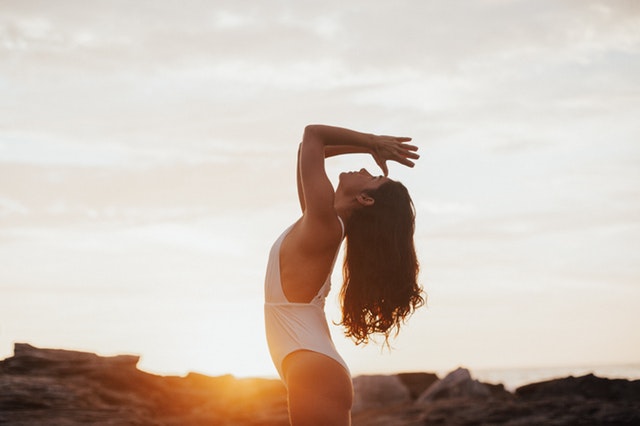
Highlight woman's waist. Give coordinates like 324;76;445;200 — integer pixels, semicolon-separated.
264;300;325;309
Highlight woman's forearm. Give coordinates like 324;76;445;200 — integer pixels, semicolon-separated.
324;145;370;158
303;124;374;154
303;123;418;176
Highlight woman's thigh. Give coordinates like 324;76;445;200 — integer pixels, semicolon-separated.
283;350;353;426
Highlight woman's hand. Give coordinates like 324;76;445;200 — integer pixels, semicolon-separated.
370;135;419;176
302;124;419;177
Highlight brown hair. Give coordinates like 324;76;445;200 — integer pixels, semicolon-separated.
339;180;424;346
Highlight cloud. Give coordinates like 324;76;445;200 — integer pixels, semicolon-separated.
2;0;638;158
0;196;29;217
3;1;638;69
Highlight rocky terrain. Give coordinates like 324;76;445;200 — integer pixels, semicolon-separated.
1;343;639;425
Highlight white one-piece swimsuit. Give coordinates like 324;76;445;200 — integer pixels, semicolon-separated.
263;217;350;382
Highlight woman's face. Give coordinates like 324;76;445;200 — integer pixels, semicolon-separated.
338;168;389;195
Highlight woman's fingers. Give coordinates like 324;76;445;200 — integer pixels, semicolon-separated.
396;156;416;168
374;135;419;173
395;143;419;161
393;136;412;142
400;147;420;160
374;155;389;177
380;161;389;177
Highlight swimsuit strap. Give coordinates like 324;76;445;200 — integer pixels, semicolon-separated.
337;215;345;239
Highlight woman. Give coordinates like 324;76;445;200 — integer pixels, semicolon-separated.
264;124;424;425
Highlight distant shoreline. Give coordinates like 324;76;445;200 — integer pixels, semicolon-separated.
200;363;640;392
456;363;640;391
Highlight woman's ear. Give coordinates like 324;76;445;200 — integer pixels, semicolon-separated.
356;192;375;207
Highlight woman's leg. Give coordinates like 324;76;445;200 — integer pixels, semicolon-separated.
283;350;353;426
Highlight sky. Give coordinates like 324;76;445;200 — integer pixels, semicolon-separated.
1;0;639;379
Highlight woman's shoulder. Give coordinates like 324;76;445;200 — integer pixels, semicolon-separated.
288;212;343;254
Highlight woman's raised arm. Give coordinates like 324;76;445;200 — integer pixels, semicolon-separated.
298;124;419;219
305;125;418;175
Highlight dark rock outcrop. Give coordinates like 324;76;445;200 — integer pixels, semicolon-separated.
2;343;639;425
352;374;412;412
397;372;439;400
416;367;509;402
516;373;640;400
0;343;289;425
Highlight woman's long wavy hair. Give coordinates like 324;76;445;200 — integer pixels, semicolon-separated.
340;180;424;346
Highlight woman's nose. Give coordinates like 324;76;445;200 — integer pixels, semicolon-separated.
359;168;371;176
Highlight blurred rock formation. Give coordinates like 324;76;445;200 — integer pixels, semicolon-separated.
1;343;639;425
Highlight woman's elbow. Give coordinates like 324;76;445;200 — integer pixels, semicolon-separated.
303;124;324;140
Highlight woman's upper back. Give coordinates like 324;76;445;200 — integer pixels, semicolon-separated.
278;215;344;303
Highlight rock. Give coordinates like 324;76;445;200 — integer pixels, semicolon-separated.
0;343;289;426
397;372;439;400
516;373;640;400
1;343;140;376
352;374;412;412
416;367;501;402
411;394;640;426
3;343;640;426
